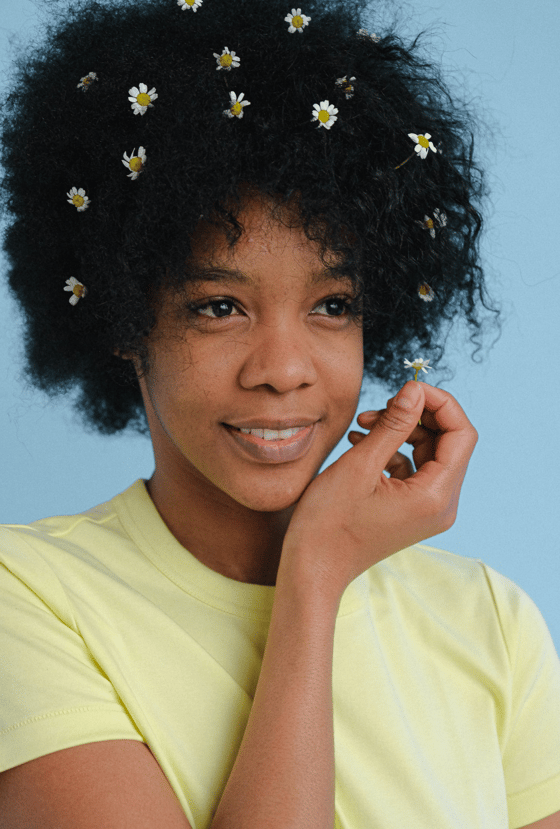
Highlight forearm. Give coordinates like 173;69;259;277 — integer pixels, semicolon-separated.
210;561;340;829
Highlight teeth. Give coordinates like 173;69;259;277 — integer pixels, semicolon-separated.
238;426;306;440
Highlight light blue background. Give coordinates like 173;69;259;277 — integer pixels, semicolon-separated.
1;1;559;649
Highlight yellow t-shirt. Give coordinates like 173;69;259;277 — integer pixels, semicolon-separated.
1;479;559;828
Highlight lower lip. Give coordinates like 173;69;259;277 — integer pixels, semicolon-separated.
223;423;317;464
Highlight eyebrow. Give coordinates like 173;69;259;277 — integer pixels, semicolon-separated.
187;265;350;286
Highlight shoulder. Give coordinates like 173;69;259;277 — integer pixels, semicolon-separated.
0;482;146;619
0;478;148;564
368;544;553;660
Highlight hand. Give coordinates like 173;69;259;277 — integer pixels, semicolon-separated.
279;381;478;601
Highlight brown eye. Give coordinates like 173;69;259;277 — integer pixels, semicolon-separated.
313;297;351;316
191;299;241;318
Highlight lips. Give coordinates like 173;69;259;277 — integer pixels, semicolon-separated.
223;422;317;463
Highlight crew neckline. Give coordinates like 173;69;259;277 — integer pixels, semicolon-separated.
112;479;368;620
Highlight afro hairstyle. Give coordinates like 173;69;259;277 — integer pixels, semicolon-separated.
0;0;503;434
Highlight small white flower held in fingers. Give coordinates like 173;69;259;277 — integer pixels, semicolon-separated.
122;147;147;180
404;357;432;424
214;47;240;71
67;187;90;211
64;277;87;305
408;132;437;159
335;76;356;99
178;0;203;11
223;91;251;119
312;100;339;129
77;72;97;91
128;83;158;116
285;8;311;33
404;357;432;378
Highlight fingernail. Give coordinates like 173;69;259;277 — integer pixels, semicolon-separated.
394;381;421;410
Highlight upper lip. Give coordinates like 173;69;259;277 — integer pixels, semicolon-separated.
224;419;319;430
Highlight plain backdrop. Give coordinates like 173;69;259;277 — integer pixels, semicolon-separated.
1;0;559;650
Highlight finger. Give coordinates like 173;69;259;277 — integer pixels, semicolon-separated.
385;450;415;480
393;385;478;494
348;381;426;477
349;433;415;479
357;385;477;493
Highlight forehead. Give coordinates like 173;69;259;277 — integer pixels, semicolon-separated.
188;195;340;281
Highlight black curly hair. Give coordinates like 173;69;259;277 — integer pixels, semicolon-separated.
0;0;503;434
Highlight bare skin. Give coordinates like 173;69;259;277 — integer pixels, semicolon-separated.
2;196;500;829
135;195;364;586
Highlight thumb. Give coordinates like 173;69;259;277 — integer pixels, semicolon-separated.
359;380;424;467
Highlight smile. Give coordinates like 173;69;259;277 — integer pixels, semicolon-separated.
222;422;317;463
231;425;306;441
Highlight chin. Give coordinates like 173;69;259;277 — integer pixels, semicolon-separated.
226;474;311;514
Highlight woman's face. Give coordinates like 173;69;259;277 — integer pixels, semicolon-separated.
138;197;364;513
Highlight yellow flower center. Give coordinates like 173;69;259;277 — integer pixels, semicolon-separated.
129;157;144;173
72;194;85;208
231;102;243;116
425;218;434;229
318;109;330;124
73;284;85;298
136;93;151;107
82;76;92;86
186;0;195;5
220;53;233;67
292;14;304;28
419;284;429;296
418;135;430;149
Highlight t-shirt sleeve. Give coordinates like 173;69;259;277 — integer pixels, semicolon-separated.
0;528;144;774
481;563;560;828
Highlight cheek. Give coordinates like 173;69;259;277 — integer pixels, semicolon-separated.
145;339;231;430
328;329;364;399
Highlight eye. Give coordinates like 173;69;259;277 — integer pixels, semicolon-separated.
189;299;242;318
312;296;354;317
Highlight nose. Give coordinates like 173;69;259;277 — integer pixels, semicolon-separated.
237;319;319;393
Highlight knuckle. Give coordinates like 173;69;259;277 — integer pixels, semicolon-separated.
380;407;414;433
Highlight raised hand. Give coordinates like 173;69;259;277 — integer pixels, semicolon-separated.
279;380;478;601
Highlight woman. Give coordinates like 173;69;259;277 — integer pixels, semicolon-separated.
1;0;559;826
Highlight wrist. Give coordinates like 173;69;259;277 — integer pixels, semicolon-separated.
277;544;344;616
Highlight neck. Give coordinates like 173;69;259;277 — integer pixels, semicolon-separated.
146;467;295;587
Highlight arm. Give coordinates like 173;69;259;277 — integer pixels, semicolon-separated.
209;562;340;829
1;384;477;828
0;567;340;829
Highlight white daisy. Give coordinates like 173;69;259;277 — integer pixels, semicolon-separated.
64;277;87;305
122;147;147;180
408;132;437;159
404;357;432;374
214;47;241;71
417;283;435;302
311;100;339;130
77;72;97;91
285;8;311;33
67;187;90;211
177;0;203;10
421;208;447;238
335;76;356;99
223;91;251;119
357;29;380;41
128;83;158;116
